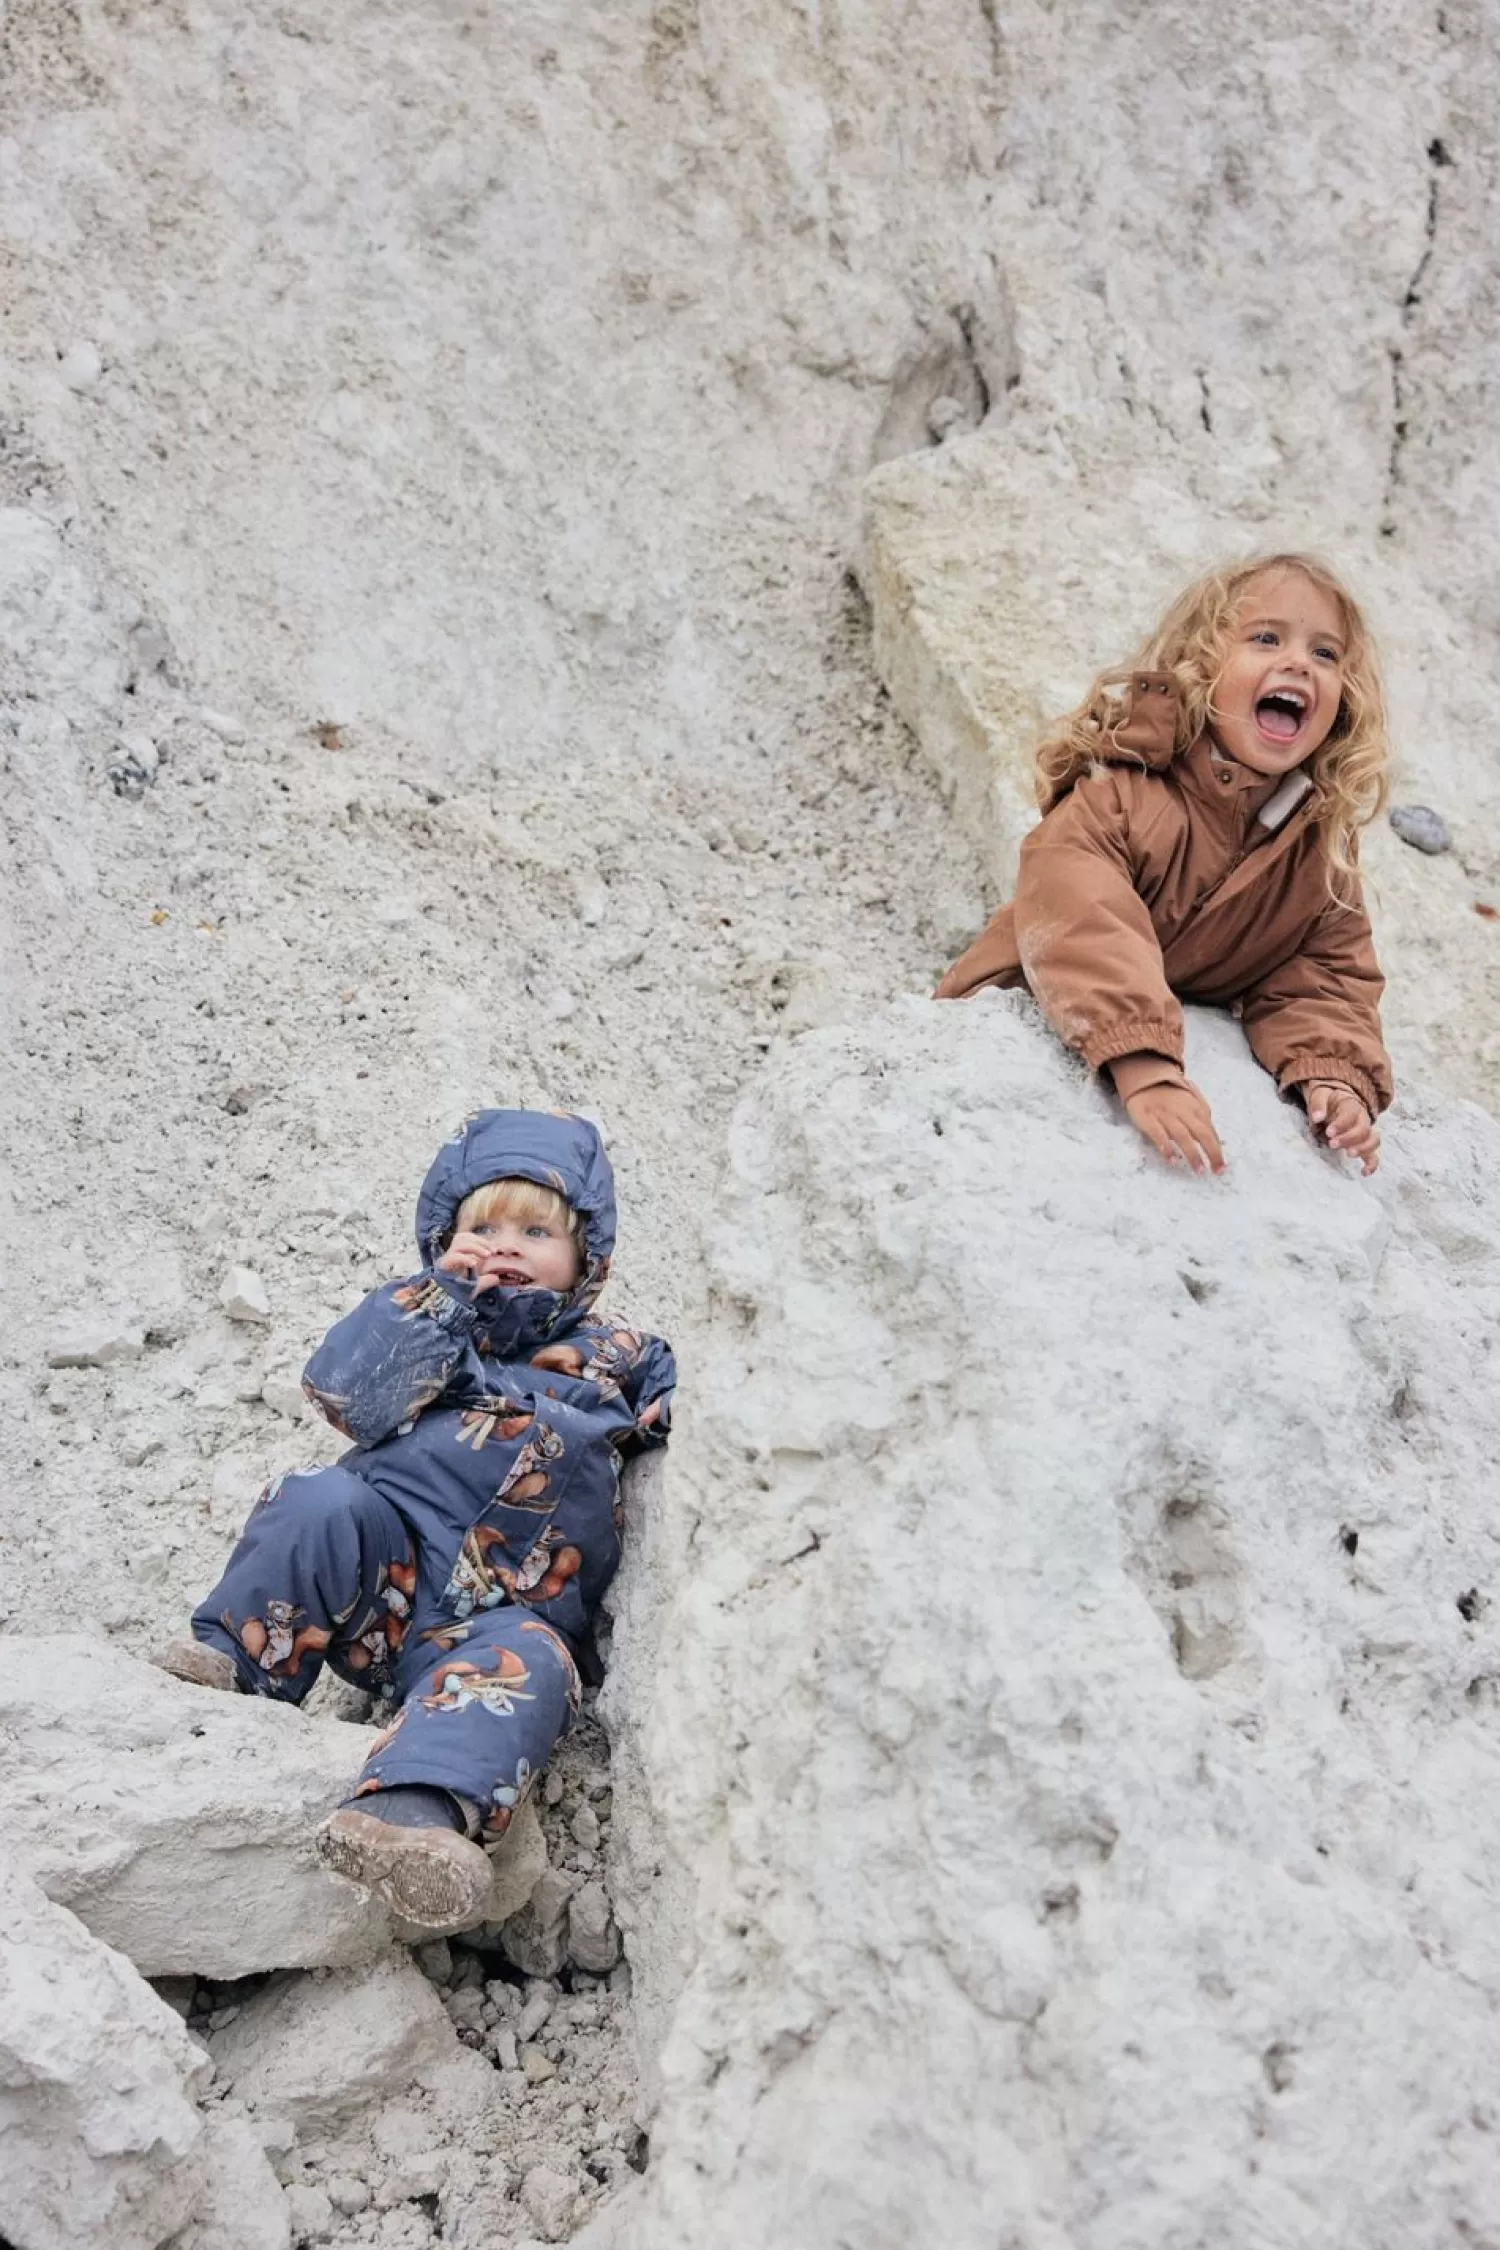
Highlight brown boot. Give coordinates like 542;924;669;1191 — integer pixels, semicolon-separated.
315;1807;492;1935
150;1640;242;1693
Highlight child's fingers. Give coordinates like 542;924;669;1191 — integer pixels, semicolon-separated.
1189;1107;1226;1175
1320;1093;1381;1173
1137;1114;1181;1166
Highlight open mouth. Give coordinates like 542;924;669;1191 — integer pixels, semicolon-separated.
1254;688;1309;744
490;1267;534;1288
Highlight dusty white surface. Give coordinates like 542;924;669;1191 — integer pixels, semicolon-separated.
615;996;1500;2248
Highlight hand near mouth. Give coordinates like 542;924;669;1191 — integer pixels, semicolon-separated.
437;1232;536;1294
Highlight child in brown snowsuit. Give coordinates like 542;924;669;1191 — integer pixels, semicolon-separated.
938;553;1393;1177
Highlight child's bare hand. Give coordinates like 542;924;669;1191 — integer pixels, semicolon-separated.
1124;1080;1226;1175
437;1232;508;1293
1305;1081;1380;1174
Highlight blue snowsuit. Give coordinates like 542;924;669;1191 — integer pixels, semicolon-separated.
191;1110;674;1840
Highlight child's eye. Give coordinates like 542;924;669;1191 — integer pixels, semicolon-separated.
525;1224;552;1239
1314;645;1341;664
1250;629;1279;645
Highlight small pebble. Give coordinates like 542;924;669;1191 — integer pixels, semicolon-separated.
544;1770;565;1806
381;2152;446;2203
46;1321;145;1369
445;1988;486;2034
200;708;247;744
220;1266;271;1323
283;2182;334;2244
570;1802;601;1851
491;2025;519;2071
327;2176;372;2216
1390;804;1452;855
517;1989;555;2042
520;2045;557;2084
520;2164;578;2242
414;1937;452;1985
59;340;103;393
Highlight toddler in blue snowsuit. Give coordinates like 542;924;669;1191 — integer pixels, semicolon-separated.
161;1109;674;1935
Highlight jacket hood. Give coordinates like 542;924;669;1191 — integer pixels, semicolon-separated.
415;1109;617;1347
1098;671;1180;770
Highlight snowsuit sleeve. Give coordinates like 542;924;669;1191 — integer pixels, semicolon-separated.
302;1272;480;1447
1013;769;1183;1072
1239;886;1393;1116
620;1333;676;1453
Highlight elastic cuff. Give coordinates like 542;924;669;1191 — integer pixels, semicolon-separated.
1278;1056;1385;1117
1081;1020;1185;1073
398;1271;480;1332
1107;1052;1186;1103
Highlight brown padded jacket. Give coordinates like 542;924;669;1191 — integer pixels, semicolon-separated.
935;672;1393;1117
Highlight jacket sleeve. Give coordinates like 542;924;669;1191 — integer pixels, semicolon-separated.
1239;887;1393;1116
302;1272;480;1447
1013;770;1184;1072
621;1333;675;1454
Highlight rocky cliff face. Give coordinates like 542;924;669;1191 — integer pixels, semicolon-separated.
4;2;1500;2245
610;1000;1500;2247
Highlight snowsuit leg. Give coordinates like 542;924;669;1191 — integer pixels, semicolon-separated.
191;1465;417;1703
352;1612;582;1842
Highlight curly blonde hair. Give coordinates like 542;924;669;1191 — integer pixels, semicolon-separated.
1034;553;1390;889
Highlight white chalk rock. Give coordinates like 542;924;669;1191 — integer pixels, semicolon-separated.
173;2108;292;2250
499;1864;575;1980
115;726;160;777
200;707;247;743
208;1958;458;2129
0;1862;207;2250
44;1316;146;1368
58;340;103;393
0;1636;389;1975
612;997;1500;2249
520;2164;580;2243
221;1264;272;1322
567;1879;620;1974
0;1637;546;1975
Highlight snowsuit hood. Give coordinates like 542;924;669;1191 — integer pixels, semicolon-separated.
414;1109;617;1354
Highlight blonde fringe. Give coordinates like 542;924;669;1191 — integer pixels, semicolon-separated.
454;1177;584;1248
1033;552;1391;894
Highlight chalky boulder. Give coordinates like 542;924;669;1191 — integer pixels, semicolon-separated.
610;997;1500;2250
0;1638;543;1976
0;1863;208;2250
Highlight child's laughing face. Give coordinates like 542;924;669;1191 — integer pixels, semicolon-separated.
1209;569;1347;776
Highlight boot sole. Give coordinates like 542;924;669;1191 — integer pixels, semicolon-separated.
151;1642;242;1693
316;1809;491;1935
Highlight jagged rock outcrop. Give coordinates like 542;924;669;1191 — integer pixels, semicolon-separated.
611;996;1500;2248
0;1638;544;1976
0;1863;285;2250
